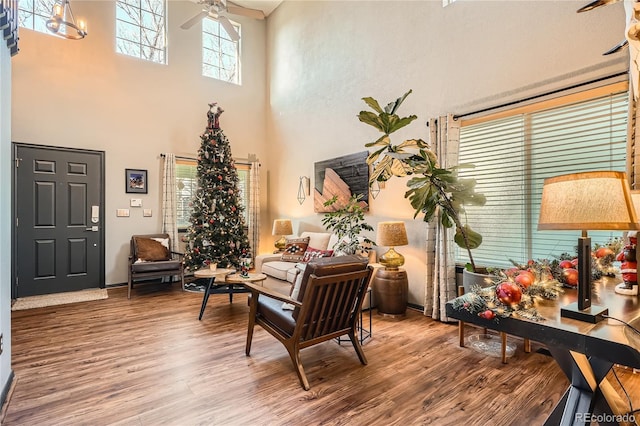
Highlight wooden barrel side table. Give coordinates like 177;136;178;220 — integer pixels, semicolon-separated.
372;268;408;318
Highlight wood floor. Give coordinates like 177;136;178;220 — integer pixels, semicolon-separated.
4;283;640;425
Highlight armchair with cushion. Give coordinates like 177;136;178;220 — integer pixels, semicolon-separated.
244;255;373;390
128;233;184;299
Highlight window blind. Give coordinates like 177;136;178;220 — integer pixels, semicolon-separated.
456;91;628;267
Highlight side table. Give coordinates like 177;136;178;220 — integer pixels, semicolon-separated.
337;287;372;345
372;267;408;318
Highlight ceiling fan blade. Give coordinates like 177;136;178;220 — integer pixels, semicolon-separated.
227;4;265;20
603;39;629;55
218;15;240;41
577;0;620;13
180;10;209;29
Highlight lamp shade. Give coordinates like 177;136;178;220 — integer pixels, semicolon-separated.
538;171;639;231
272;219;293;236
377;221;408;247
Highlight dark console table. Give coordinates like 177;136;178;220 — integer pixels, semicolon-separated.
446;277;640;426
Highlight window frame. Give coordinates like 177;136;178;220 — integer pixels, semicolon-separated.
115;0;168;65
18;0;57;35
175;159;251;233
202;17;241;85
455;81;630;268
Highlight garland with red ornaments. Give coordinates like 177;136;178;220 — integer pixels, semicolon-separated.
452;259;564;321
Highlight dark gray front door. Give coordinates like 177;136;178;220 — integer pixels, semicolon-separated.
14;144;105;297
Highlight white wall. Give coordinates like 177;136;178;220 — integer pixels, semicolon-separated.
11;1;270;284
265;0;628;306
1;15;13;405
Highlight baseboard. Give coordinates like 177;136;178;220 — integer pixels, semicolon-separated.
0;370;15;423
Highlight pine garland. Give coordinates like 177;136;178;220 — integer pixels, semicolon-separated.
183;103;251;272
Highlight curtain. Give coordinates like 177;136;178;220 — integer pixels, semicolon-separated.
423;114;460;321
162;153;179;251
248;161;260;260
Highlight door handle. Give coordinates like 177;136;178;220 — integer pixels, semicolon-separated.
85;226;99;232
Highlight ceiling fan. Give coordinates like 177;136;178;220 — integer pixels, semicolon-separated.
180;0;265;42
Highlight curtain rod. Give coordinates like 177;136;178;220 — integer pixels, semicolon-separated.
453;71;628;120
160;153;260;166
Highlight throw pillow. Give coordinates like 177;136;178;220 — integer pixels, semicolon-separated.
283;263;307;310
152;237;170;250
135;237;170;261
301;247;334;263
281;237;310;262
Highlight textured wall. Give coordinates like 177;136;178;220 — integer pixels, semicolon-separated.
265;0;628;305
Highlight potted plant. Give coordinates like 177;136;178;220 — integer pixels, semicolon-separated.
358;90;486;274
321;194;375;257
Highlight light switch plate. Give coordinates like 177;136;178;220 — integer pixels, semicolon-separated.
143;209;152;217
130;198;142;207
116;209;130;217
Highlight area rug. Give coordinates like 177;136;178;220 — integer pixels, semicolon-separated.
11;288;108;311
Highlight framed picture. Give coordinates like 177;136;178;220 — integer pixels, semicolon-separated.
125;169;148;194
314;151;369;212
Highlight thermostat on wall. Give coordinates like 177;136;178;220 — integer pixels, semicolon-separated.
130;198;142;207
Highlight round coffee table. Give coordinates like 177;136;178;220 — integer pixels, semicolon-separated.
195;270;268;320
194;268;235;320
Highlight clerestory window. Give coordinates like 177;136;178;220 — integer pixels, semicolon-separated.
115;0;167;64
202;18;241;85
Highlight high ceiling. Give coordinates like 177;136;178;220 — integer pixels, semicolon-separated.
232;1;282;17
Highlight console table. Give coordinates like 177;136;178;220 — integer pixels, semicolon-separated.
445;277;640;425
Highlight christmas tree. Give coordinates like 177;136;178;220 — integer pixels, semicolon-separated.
183;102;251;272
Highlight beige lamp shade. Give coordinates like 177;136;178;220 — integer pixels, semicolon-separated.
377;221;408;270
538;171;639;231
272;219;293;236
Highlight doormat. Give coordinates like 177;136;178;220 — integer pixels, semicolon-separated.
11;288;108;311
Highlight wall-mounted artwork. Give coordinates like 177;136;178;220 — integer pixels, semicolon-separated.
125;169;148;194
314;151;369;212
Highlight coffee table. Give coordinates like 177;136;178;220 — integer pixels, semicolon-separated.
196;269;267;320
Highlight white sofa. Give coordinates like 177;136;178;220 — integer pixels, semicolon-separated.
255;231;338;295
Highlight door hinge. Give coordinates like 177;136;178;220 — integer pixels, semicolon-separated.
14;157;21;168
15;217;18;227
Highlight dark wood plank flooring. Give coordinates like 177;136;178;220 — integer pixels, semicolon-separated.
4;283;640;425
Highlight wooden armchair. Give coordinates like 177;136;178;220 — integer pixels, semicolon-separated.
244;255;373;390
128;233;184;299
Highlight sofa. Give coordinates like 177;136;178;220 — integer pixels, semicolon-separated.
255;232;338;295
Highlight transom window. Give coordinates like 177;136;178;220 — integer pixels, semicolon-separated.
115;0;167;64
202;18;241;85
17;0;56;34
456;83;628;267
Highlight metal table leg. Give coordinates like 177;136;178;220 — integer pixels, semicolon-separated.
198;277;216;320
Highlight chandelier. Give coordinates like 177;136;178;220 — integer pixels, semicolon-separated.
46;0;87;40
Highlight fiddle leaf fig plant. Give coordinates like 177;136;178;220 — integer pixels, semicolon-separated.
358;90;486;271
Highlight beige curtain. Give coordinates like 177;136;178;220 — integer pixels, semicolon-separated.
162;153;179;249
248;161;260;260
423;114;460;321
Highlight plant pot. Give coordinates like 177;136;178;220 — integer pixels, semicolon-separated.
462;268;495;294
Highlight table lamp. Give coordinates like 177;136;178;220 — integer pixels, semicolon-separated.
538;171;639;323
377;221;408;270
272;219;293;252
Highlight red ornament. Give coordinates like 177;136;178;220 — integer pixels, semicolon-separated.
495;282;522;306
218;175;223;181
562;268;579;287
478;310;495;320
515;271;535;288
559;260;574;269
595;247;614;258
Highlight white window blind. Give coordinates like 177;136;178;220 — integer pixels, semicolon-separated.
457;90;628;267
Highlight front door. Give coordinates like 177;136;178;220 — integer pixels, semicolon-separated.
14;144;105;297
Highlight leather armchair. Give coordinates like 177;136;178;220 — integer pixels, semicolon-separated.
128;233;184;299
244;255;373;390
